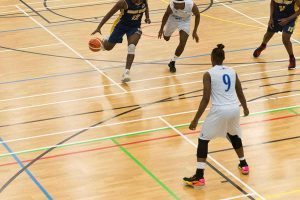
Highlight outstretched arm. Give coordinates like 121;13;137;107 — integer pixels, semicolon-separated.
91;0;126;35
192;3;200;43
158;5;172;38
189;72;211;130
235;74;249;116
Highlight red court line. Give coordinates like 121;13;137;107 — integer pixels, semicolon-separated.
0;113;298;168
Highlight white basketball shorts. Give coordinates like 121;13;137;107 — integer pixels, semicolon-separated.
199;105;242;140
163;16;191;37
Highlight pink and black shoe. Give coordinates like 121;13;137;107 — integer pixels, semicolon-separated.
238;164;249;175
183;175;205;189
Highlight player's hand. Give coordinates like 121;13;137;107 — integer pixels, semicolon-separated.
268;18;274;28
145;18;151;24
189;120;198;130
158;28;163;39
192;31;199;43
243;107;249;117
278;18;289;26
91;27;102;35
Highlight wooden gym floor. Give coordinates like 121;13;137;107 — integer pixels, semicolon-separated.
0;0;299;199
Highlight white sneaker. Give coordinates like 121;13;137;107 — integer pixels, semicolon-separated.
121;71;130;83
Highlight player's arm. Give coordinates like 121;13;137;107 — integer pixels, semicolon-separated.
189;72;211;130
269;0;275;28
192;3;200;43
91;0;127;35
235;74;249;117
286;0;300;21
158;5;172;38
144;0;151;24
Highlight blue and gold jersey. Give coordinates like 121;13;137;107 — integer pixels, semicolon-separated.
117;0;147;27
273;0;299;19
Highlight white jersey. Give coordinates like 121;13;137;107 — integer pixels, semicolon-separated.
208;65;238;106
170;0;193;21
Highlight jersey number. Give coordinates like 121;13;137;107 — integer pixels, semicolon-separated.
222;74;231;92
279;5;286;12
132;14;141;20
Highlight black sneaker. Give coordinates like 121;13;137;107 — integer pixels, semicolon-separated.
288;57;296;70
183;174;205;189
168;61;176;73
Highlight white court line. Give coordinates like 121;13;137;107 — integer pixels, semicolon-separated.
220;193;256;200
0;64;287;103
0;0;114;15
0;43;61;53
1;97;299;145
0;62;294;112
0;0;62;9
159;117;266;200
214;0;300;44
16;6;127;93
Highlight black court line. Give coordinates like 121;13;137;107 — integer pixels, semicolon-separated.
19;0;50;23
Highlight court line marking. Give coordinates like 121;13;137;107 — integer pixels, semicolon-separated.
0;62;292;113
261;188;300;200
0;43;61;53
0;95;299;145
0;65;288;103
159;117;265;200
111;138;180;200
0;104;299;157
16;6;127;93
220;193;256;200
214;0;300;44
0;112;299;168
0;0;62;9
0;138;53;200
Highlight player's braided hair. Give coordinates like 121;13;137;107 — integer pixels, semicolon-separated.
212;44;225;64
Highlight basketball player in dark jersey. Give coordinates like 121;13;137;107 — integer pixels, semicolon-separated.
92;0;150;82
253;0;300;69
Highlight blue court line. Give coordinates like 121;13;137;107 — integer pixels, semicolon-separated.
0;42;298;86
0;138;53;200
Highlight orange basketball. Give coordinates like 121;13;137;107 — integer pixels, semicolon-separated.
89;38;101;52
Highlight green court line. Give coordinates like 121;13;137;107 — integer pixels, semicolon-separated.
288;109;299;115
111;138;180;200
0;104;300;158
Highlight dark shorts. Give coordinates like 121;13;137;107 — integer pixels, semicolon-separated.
268;18;296;34
108;22;142;44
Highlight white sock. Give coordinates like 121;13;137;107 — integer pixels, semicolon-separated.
125;69;130;74
197;162;206;169
239;157;245;161
171;55;178;62
100;37;108;51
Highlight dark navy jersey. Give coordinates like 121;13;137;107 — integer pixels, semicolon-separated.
273;0;299;19
117;0;147;27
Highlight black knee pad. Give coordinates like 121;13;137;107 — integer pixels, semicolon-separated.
227;133;242;149
197;139;209;158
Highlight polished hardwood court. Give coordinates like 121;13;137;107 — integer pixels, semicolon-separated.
0;0;299;199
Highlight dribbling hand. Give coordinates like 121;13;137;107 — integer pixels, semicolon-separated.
91;27;102;35
189;120;198;130
158;29;163;39
192;32;199;43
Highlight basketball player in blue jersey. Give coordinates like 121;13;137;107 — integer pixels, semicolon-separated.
253;0;300;69
158;0;200;73
183;44;250;188
92;0;151;82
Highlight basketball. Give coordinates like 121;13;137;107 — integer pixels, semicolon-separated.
89;38;101;52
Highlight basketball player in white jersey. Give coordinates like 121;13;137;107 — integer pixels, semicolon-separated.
183;44;250;188
158;0;200;73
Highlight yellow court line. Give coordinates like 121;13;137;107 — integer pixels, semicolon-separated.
159;0;265;29
257;189;300;200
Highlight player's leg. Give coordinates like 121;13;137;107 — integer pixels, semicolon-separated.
253;31;275;58
103;23;125;51
168;30;189;73
101;40;116;51
121;30;142;82
226;133;249;175
183;139;208;189
282;22;296;69
163;16;176;42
